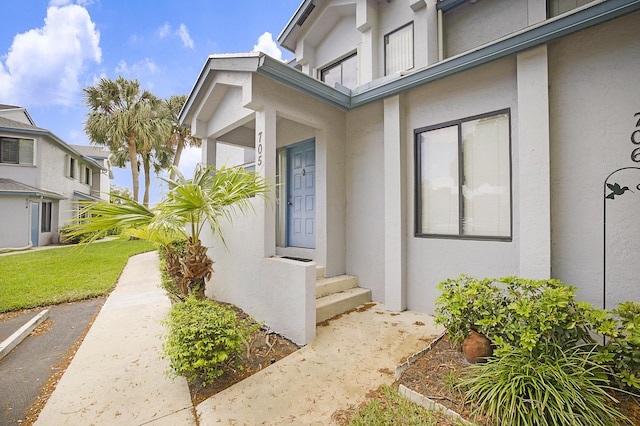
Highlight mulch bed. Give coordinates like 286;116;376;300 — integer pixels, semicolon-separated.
397;334;640;425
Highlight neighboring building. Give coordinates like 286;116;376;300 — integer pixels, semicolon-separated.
179;0;640;344
0;105;110;249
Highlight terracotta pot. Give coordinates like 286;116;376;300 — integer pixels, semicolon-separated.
462;330;493;364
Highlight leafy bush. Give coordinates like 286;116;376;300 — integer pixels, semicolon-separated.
589;302;640;391
460;342;629;426
163;297;259;385
435;276;594;354
157;240;188;301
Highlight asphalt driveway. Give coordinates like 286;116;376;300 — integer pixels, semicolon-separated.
0;298;105;425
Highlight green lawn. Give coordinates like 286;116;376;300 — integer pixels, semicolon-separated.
0;239;156;313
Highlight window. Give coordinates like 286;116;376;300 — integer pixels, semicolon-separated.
67;156;76;178
82;166;92;185
41;202;52;232
385;23;414;76
415;110;511;239
0;137;34;164
320;53;357;89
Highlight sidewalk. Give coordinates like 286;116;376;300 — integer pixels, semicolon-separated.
33;250;443;425
34;251;196;425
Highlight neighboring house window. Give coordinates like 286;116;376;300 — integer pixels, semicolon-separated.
0;137;34;164
67;156;76;178
320;53;357;89
415;110;511;239
548;0;593;17
41;202;52;232
385;23;414;76
82;166;92;185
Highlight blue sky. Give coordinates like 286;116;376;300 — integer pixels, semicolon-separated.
0;0;301;203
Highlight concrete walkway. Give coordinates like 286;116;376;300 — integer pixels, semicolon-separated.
32;250;443;425
34;251;196;426
197;304;442;425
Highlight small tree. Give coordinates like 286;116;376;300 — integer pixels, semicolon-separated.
65;164;272;298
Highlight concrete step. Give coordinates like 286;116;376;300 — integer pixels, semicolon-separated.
316;287;372;324
316;266;325;279
316;274;358;299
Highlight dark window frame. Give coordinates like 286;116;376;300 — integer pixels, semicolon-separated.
414;108;513;241
384;22;415;76
319;52;357;88
41;201;52;233
1;137;34;164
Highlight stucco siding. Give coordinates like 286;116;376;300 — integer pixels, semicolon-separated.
444;0;528;58
404;57;520;313
345;101;386;302
548;12;640;309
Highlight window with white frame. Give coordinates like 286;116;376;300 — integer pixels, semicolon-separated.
415;110;511;239
320;53;357;89
0;137;34;164
41;201;52;232
385;23;414;76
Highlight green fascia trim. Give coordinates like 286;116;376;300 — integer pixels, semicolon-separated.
0;191;65;200
351;0;639;108
437;0;469;13
257;55;352;110
257;0;639;111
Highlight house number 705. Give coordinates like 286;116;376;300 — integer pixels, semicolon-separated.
631;113;640;162
257;131;263;167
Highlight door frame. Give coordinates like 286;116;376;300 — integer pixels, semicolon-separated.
275;138;316;258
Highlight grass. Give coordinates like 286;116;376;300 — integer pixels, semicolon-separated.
345;385;464;426
0;239;156;313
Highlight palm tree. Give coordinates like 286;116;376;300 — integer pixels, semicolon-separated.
84;77;168;206
161;95;202;180
65;164;272;298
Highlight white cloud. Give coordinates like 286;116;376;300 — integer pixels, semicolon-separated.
156;23;194;49
252;32;282;61
0;4;101;106
114;58;158;76
158;23;171;39
177;24;194;49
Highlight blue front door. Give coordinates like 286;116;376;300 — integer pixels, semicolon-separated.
287;139;315;249
30;202;39;247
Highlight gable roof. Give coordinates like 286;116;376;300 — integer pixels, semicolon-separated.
0;115;106;171
0;178;65;199
182;0;639;125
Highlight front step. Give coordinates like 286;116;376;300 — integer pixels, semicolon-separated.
315;272;371;324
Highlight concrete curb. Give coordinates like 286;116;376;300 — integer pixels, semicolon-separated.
395;332;445;380
0;309;49;360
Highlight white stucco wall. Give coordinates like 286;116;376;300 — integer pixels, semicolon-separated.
404;58;520;313
444;0;528;58
345;101;386;302
548;12;640;309
0;196;30;248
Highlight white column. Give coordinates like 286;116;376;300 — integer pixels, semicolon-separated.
384;95;407;310
517;45;551;278
255;107;277;257
357;0;378;83
201;137;217;167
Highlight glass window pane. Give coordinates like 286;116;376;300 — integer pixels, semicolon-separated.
341;55;358;89
321;63;342;88
19;139;34;164
386;24;414;75
462;114;510;237
1;138;19;163
420;125;459;235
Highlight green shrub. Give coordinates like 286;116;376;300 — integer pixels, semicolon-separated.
460;342;629;426
589;302;640;391
163;297;259;385
157;240;188;302
435;275;595;355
